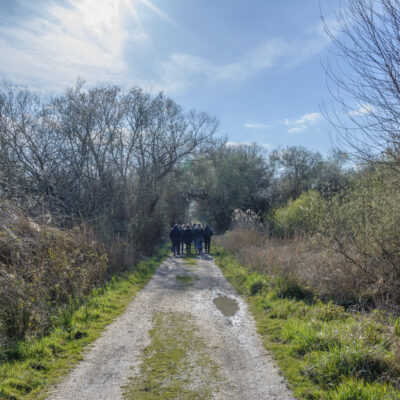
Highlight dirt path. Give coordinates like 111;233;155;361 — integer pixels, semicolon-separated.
48;255;294;400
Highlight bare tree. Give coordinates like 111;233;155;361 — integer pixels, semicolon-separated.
0;81;64;205
323;0;400;164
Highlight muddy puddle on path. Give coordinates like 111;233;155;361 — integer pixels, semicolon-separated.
213;296;239;317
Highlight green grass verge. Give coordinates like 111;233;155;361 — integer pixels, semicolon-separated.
0;248;169;400
213;247;400;400
123;311;223;400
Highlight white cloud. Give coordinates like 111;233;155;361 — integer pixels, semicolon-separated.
295;112;322;124
0;2;333;95
226;141;253;147
158;21;331;93
348;103;375;116
244;123;270;129
226;141;270;150
285;112;322;133
288;125;307;133
0;0;148;90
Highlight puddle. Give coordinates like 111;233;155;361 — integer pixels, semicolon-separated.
213;296;239;317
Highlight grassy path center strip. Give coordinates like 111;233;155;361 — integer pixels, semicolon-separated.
124;311;223;400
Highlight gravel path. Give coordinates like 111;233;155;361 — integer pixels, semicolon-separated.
48;255;294;400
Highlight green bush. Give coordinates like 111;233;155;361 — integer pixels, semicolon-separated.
309;301;348;322
271;275;310;300
246;273;266;295
304;342;398;388
272;190;321;237
281;319;340;356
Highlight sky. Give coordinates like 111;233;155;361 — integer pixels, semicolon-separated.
0;0;344;153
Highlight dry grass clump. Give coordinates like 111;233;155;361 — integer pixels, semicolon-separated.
216;227;390;308
0;206;107;356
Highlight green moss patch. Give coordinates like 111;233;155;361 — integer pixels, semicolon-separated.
176;274;198;287
124;312;223;400
182;255;198;267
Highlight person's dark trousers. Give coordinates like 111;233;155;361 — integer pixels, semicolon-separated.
172;240;180;255
185;241;191;254
204;240;211;254
198;240;203;255
181;241;184;254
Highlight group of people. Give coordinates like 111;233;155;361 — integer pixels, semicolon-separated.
169;223;214;256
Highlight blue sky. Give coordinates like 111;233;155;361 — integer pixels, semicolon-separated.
0;0;343;153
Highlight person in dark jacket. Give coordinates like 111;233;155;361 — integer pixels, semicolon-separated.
169;224;181;256
182;225;193;254
194;223;204;255
203;224;214;254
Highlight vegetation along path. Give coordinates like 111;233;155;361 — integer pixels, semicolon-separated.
48;255;294;400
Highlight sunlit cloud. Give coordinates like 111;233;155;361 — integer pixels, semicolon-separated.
285;112;322;133
226;141;253;147
244;123;270;129
157;21;331;93
348;103;375;116
135;0;192;38
0;0;148;90
295;112;322;124
288;125;307;133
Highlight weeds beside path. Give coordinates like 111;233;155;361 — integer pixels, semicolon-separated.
214;247;400;400
0;248;168;400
